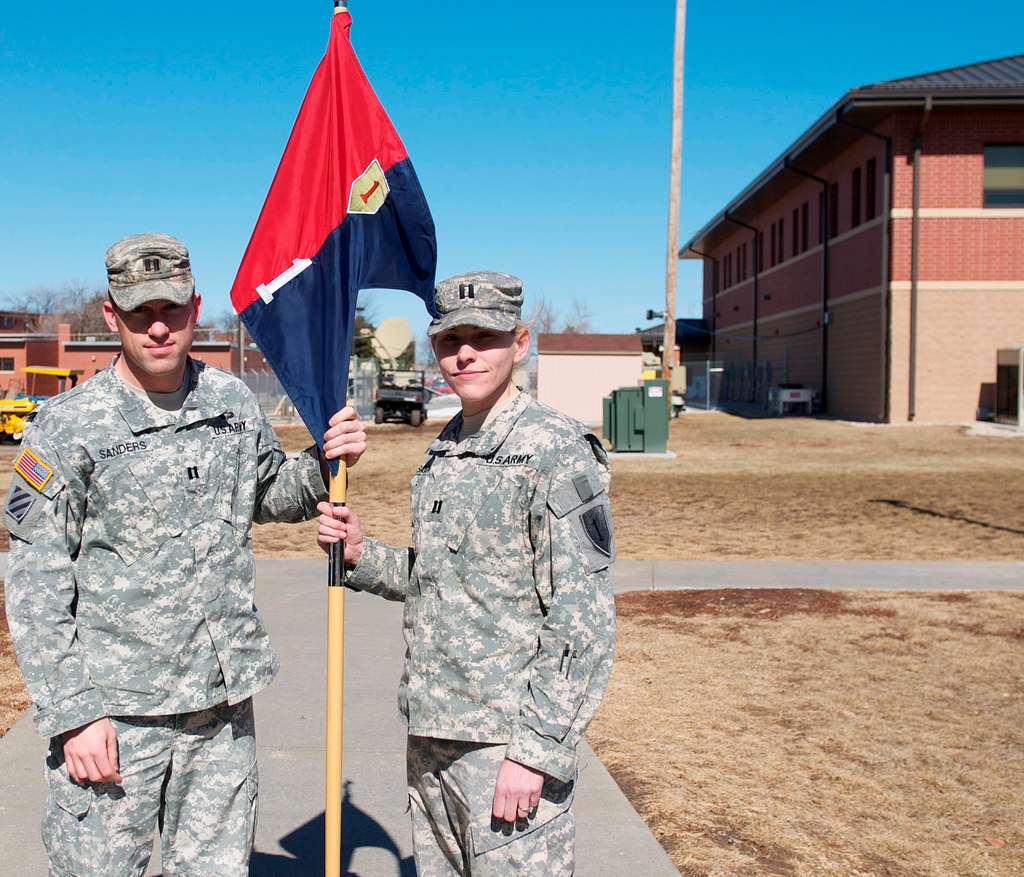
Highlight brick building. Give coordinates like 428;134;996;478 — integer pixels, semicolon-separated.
0;323;266;397
680;54;1024;422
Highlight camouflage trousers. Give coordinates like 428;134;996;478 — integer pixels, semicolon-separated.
42;699;258;877
407;736;576;876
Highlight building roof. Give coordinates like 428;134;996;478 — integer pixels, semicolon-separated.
638;318;710;346
537;333;642;355
680;53;1024;258
855;54;1024;93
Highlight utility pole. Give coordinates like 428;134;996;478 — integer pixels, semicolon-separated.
662;0;687;379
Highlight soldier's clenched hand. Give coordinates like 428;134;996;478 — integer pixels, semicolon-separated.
317;502;365;566
63;717;122;785
322;407;367;466
492;758;544;827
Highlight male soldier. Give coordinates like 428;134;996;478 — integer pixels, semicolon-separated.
317;272;616;875
3;232;365;876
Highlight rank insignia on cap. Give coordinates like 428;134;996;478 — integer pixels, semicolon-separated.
14;448;54;491
348;159;390;216
5;484;37;523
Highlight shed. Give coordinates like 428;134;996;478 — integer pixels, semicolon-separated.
536;333;644;425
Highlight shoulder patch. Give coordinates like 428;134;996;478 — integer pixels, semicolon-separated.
5;484;37;524
580;506;613;557
14;448;54;491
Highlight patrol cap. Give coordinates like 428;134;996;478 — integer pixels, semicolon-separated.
105;233;195;310
427;271;523;337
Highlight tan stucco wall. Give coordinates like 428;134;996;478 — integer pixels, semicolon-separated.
537;353;644;424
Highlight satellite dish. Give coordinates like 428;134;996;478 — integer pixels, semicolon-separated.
371;317;413;368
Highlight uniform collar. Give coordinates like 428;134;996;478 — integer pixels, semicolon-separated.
428;391;532;457
108;358;234;434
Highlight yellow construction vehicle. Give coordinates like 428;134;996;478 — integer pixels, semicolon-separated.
0;397;37;442
23;365;82;397
0;367;83;441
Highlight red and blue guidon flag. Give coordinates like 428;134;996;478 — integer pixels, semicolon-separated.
230;5;437;471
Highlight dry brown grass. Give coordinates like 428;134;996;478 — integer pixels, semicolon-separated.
588;588;1024;877
1;413;1022;559
0;579;31;736
260;413;1024;560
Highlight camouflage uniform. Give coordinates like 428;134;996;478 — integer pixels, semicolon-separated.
349;271;616;875
4;357;327;876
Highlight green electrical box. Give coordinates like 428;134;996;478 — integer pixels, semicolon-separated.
602;380;669;453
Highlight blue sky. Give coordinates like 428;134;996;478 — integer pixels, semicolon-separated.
1;1;1021;341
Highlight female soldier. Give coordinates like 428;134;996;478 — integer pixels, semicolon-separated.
317;272;616;876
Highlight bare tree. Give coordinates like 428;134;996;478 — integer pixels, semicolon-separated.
5;285;63;328
5;280;108;334
526;295;557;334
561;297;593;334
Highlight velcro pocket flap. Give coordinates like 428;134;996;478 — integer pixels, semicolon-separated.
46;762;94;819
470;774;576;855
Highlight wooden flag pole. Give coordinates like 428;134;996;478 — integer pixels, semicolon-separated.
326;5;349;874
325;462;347;877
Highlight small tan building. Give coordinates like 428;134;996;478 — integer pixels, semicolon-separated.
536;333;644;425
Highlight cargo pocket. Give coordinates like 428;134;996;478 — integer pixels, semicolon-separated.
469;774;576;859
42;754;95;874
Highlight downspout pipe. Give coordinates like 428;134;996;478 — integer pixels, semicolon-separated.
836;112;894;423
908;96;933;421
724;213;760;402
688;246;717;360
783;158;830;412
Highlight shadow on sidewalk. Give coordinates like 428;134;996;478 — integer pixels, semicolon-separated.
249;781;414;876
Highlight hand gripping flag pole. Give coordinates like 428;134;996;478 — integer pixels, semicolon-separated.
230;2;437;872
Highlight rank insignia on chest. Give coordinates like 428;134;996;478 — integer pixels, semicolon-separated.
14;448;54;491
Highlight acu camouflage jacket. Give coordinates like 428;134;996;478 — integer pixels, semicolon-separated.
3;360;326;738
348;392;616;782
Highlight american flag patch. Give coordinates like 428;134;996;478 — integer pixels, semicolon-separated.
14;448;54;491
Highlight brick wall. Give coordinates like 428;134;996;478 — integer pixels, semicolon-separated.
696;105;1024;422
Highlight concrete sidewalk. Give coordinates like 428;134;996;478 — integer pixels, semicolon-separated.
610;559;1024;592
3;556;1020;875
0;557;680;877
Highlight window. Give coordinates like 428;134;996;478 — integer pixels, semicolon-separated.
791;208;799;257
984;145;1024;207
851;167;862;227
777;217;785;264
770;223;777;267
0;357;13;371
757;231;765;272
818;192;825;244
801;201;809;252
865;158;877;220
725;252;732;288
829;182;839;238
713;259;720;294
737;245;744;282
1;316;14;328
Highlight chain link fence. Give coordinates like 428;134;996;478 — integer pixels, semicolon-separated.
240;357;381;423
679;359;726;411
